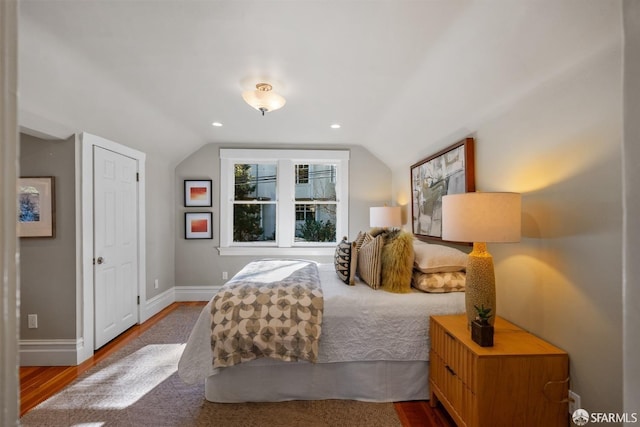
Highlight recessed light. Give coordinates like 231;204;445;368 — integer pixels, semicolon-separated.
330;124;341;129
212;122;223;127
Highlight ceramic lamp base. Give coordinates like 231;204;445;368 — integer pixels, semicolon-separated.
465;242;496;326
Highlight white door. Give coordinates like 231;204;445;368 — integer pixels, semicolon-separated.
93;146;139;349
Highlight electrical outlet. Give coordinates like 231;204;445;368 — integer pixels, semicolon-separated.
154;279;159;289
222;271;228;280
568;390;581;414
28;314;38;329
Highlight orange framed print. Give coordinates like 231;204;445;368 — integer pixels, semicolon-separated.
18;176;55;238
185;212;213;239
184;179;212;207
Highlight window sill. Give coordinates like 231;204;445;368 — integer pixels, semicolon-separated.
217;247;335;257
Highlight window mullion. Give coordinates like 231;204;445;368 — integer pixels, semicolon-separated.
278;159;294;247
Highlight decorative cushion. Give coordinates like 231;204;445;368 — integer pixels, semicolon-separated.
356;233;384;289
412;270;466;293
334;237;357;285
354;230;367;252
381;230;415;293
413;240;468;273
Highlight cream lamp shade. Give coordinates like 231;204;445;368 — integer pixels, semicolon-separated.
242;83;286;115
442;192;521;327
442;192;521;243
370;206;402;228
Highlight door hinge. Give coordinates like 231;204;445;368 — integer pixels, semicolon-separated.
136;172;140;182
137;296;140;305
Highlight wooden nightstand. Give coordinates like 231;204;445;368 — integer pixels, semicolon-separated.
429;315;569;427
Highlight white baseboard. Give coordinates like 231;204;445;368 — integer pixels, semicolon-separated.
174;285;220;302
140;287;175;323
20;339;83;366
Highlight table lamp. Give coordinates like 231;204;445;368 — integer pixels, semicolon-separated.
370;206;402;229
442;192;521;326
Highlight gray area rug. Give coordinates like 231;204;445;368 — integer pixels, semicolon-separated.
21;305;402;427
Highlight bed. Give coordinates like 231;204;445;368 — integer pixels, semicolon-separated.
178;255;466;403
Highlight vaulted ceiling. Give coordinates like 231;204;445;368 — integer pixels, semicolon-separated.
19;0;620;169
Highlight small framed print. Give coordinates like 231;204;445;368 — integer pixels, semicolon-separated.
184;179;212;207
18;176;56;238
185;212;213;239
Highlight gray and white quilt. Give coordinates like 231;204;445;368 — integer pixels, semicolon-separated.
210;259;323;368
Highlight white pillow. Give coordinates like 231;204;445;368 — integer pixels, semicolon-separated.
413;240;468;273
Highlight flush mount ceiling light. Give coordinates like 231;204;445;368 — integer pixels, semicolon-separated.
242;83;286;116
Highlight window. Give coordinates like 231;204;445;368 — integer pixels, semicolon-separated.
295;164;309;184
220;149;349;255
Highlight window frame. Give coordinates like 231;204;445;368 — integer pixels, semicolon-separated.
219;149;349;256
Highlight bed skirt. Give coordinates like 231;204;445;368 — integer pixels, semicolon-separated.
204;358;430;403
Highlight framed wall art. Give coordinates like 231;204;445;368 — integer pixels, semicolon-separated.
411;137;475;241
185;212;213;239
18;176;56;238
184;179;212;207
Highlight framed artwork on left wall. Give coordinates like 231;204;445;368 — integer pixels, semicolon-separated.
18;176;55;238
185;212;213;239
184;179;213;207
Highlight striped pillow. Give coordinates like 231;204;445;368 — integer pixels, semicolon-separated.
357;233;384;289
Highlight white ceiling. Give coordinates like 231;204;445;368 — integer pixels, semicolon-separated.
18;0;620;169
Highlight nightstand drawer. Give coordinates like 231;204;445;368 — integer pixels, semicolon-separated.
430;351;477;424
430;316;476;391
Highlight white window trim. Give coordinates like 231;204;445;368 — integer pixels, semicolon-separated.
219;149;349;256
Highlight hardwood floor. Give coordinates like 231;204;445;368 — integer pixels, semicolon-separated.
19;302;455;427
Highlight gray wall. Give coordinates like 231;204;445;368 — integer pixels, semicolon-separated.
174;143;391;286
19;133;76;340
145;154;175;299
390;13;624;416
623;0;640;419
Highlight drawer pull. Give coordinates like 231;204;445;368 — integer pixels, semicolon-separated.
445;365;456;376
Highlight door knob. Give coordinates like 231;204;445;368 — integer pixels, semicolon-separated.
96;256;105;265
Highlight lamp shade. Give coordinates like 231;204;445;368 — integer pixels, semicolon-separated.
242;83;286;115
442;192;521;243
370;206;402;228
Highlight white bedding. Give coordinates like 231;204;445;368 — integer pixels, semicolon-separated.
178;262;464;385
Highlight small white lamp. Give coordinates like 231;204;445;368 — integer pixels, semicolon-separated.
442;192;521;326
370;206;402;229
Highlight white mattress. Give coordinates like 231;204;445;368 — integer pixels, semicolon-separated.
178;262;465;385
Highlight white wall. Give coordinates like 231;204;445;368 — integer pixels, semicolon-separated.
392;13;624;417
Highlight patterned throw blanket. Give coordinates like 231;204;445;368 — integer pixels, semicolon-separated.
210;259;323;369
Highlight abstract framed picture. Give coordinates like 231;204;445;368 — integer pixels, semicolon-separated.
185;212;213;239
18;176;56;238
411;137;475;241
184;179;212;207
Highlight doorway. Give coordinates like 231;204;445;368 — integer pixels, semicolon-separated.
80;133;146;361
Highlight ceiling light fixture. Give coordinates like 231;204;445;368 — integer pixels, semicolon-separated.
330;124;341;129
242;83;286;116
211;122;223;127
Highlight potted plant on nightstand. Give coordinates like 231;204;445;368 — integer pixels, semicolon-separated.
471;305;494;347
